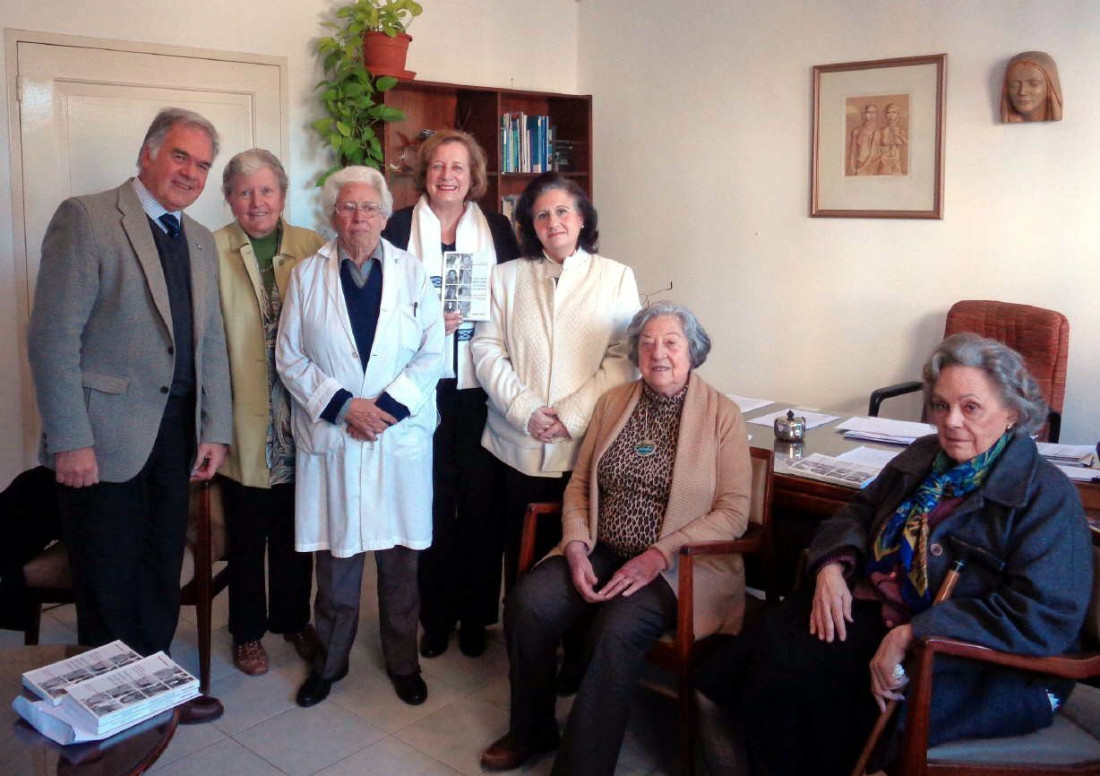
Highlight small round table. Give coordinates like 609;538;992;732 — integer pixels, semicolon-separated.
2;645;178;775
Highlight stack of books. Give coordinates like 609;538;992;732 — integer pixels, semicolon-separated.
1037;442;1096;468
14;640;199;744
500;113;554;173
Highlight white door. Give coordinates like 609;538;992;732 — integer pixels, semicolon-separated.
6;33;286;482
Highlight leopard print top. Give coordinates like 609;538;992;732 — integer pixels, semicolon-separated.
596;383;686;559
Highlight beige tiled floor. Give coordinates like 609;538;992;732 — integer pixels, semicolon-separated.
3;557;679;775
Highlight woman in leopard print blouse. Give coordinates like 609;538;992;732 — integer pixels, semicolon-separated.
482;302;753;776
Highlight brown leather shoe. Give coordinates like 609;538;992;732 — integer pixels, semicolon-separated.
233;640;269;676
480;729;560;771
284;626;321;663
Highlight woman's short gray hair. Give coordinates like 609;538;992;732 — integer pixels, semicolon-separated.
221;148;288;198
627;302;712;369
321;166;393;218
922;332;1048;434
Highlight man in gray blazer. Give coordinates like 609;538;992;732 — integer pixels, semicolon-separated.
28;109;232;708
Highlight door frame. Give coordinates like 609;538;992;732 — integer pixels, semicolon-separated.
4;28;289;468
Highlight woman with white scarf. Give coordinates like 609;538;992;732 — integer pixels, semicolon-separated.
382;129;520;659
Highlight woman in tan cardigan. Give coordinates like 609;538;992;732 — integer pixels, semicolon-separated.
213;149;325;677
481;302;752;776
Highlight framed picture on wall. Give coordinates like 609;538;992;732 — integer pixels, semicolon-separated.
811;54;946;219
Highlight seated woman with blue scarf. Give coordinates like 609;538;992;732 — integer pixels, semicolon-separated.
696;332;1092;776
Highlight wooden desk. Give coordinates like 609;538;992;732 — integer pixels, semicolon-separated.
2;645;178;776
742;403;1100;590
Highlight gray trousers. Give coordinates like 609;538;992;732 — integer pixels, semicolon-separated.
313;546;421;679
505;547;677;776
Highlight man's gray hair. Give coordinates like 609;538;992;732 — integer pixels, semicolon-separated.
222;148;288;198
922;332;1048;434
627;301;712;369
321;166;393;218
137;108;220;166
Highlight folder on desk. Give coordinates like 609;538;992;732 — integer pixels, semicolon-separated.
836;417;935;446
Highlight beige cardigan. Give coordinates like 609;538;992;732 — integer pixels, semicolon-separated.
214;219;325;487
557;372;753;636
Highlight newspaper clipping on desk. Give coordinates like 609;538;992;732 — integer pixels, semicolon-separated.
785;453;881;490
14;644;198;744
440;251;490;321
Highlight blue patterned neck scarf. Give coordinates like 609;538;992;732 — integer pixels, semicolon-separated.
866;432;1011;614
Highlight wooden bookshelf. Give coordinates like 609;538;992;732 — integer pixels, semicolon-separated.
380;79;592;214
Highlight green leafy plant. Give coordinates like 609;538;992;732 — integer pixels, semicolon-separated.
312;1;422;182
340;0;423;37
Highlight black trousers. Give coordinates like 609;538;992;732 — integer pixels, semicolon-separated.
219;476;312;644
418;382;504;633
505;548;677;776
500;463;571;595
696;589;1059;776
57;395;194;656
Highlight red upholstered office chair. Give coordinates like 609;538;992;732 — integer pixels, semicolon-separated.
516;447;776;776
869;300;1070;442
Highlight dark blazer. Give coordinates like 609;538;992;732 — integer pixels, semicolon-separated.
382;205;520;262
27;181;232;482
809;433;1092;743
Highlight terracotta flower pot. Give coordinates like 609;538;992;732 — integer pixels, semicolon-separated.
362;31;415;79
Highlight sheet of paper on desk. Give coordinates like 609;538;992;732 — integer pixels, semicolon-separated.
836;446;900;467
746;408;839;429
1038;443;1096;467
726;394;773;414
1056;465;1100;483
837;416;935;445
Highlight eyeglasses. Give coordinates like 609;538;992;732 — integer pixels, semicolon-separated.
334;201;385;218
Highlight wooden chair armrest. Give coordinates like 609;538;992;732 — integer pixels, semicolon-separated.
517;502;563;580
899;635;1100;776
919;635;1100;679
678;525;766;559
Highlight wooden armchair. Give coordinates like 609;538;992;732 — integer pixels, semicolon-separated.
895;527;1100;776
22;480;230;714
516;446;775;776
868;300;1070;442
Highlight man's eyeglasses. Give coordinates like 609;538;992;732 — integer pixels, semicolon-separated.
334;201;385;218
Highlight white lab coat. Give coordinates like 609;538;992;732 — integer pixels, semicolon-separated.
276;238;444;557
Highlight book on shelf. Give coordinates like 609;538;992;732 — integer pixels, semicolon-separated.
499;113;555;174
1037;442;1096;468
13;644;199;744
783;453;881;490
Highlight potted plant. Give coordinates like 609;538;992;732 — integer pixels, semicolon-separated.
340;0;422;78
313;2;419;180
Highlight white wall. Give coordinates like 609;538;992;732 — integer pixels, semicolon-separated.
578;0;1100;444
0;0;577;484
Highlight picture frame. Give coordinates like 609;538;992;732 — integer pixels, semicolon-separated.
811;54;946;219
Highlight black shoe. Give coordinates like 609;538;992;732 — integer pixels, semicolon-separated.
296;664;348;708
481;728;560;771
296;673;332;707
419;630;449;658
458;623;487;657
389;672;428;705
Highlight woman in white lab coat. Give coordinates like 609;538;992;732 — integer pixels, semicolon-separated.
276;166;444;710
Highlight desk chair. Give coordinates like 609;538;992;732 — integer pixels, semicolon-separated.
895;526;1100;776
868;300;1069;442
516;447;775;776
22;480;229;712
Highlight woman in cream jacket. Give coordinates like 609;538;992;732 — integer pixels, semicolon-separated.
471;172;640;595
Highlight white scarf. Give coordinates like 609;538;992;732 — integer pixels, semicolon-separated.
408;195;496;387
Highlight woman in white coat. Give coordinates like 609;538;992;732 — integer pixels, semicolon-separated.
276;166;444;709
